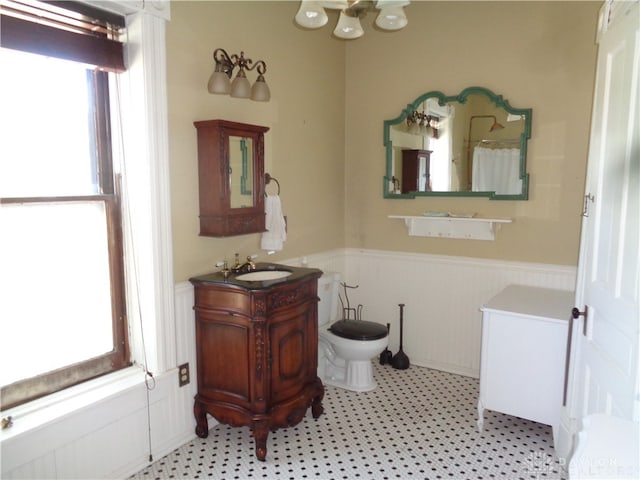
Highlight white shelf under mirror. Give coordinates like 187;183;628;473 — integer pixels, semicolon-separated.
389;215;512;241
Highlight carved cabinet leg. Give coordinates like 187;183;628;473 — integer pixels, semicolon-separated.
253;421;269;461
311;395;324;419
311;379;325;419
194;400;209;438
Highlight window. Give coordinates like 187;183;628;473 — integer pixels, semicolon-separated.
0;0;128;410
425;98;453;191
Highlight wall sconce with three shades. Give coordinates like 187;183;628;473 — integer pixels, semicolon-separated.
407;111;439;138
207;48;270;102
295;0;410;39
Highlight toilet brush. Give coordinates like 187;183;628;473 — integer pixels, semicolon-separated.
391;303;410;370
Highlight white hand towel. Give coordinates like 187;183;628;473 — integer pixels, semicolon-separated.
261;194;287;251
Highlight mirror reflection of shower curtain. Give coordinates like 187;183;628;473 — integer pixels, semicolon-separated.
471;147;522;194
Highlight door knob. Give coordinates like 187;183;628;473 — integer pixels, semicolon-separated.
572;306;588;335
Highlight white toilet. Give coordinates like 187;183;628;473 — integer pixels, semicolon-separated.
317;272;389;392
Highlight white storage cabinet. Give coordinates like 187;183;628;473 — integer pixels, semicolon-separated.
477;285;574;446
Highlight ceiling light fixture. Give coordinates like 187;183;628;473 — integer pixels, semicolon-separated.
295;0;409;40
207;48;270;102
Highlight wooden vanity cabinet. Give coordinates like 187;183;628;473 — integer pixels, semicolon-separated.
190;269;324;461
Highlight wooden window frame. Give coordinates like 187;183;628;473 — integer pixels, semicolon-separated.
0;1;129;410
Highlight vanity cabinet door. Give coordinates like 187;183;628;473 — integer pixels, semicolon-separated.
268;301;317;405
195;309;254;409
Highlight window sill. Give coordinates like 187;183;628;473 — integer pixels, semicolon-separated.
1;366;147;443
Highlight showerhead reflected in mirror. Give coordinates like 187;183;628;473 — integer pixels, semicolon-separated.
383;86;531;200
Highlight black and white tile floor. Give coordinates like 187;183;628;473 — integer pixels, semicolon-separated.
131;364;565;479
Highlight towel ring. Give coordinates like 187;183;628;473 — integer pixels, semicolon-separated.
265;173;280;195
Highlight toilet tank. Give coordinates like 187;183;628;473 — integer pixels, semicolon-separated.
317;272;341;326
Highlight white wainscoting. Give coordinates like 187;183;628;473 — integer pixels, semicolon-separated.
1;368;197;479
1;287;198;480
341;249;577;377
1;248;575;479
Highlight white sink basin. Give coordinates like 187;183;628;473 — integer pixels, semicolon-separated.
235;270;292;281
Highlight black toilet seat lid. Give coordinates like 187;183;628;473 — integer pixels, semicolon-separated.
328;320;388;341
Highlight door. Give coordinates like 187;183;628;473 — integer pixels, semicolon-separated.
195;310;252;406
268;302;315;404
566;0;639;444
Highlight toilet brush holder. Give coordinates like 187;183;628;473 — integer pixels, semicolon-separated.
391;303;410;370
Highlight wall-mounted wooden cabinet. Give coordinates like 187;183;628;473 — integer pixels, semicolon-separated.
194;119;269;236
401;149;431;193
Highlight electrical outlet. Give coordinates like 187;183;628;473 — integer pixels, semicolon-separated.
178;362;190;387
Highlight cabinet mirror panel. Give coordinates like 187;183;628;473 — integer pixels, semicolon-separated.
229;135;254;209
383;87;532;200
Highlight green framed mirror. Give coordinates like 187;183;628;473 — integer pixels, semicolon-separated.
383;86;532;200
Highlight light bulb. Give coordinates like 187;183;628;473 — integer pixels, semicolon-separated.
208;69;231;94
230;71;251;98
334;11;364;39
375;6;408;30
295;0;328;29
251;75;271;102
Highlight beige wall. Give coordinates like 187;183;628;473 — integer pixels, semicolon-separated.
167;1;346;282
167;1;599;282
345;1;599;265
